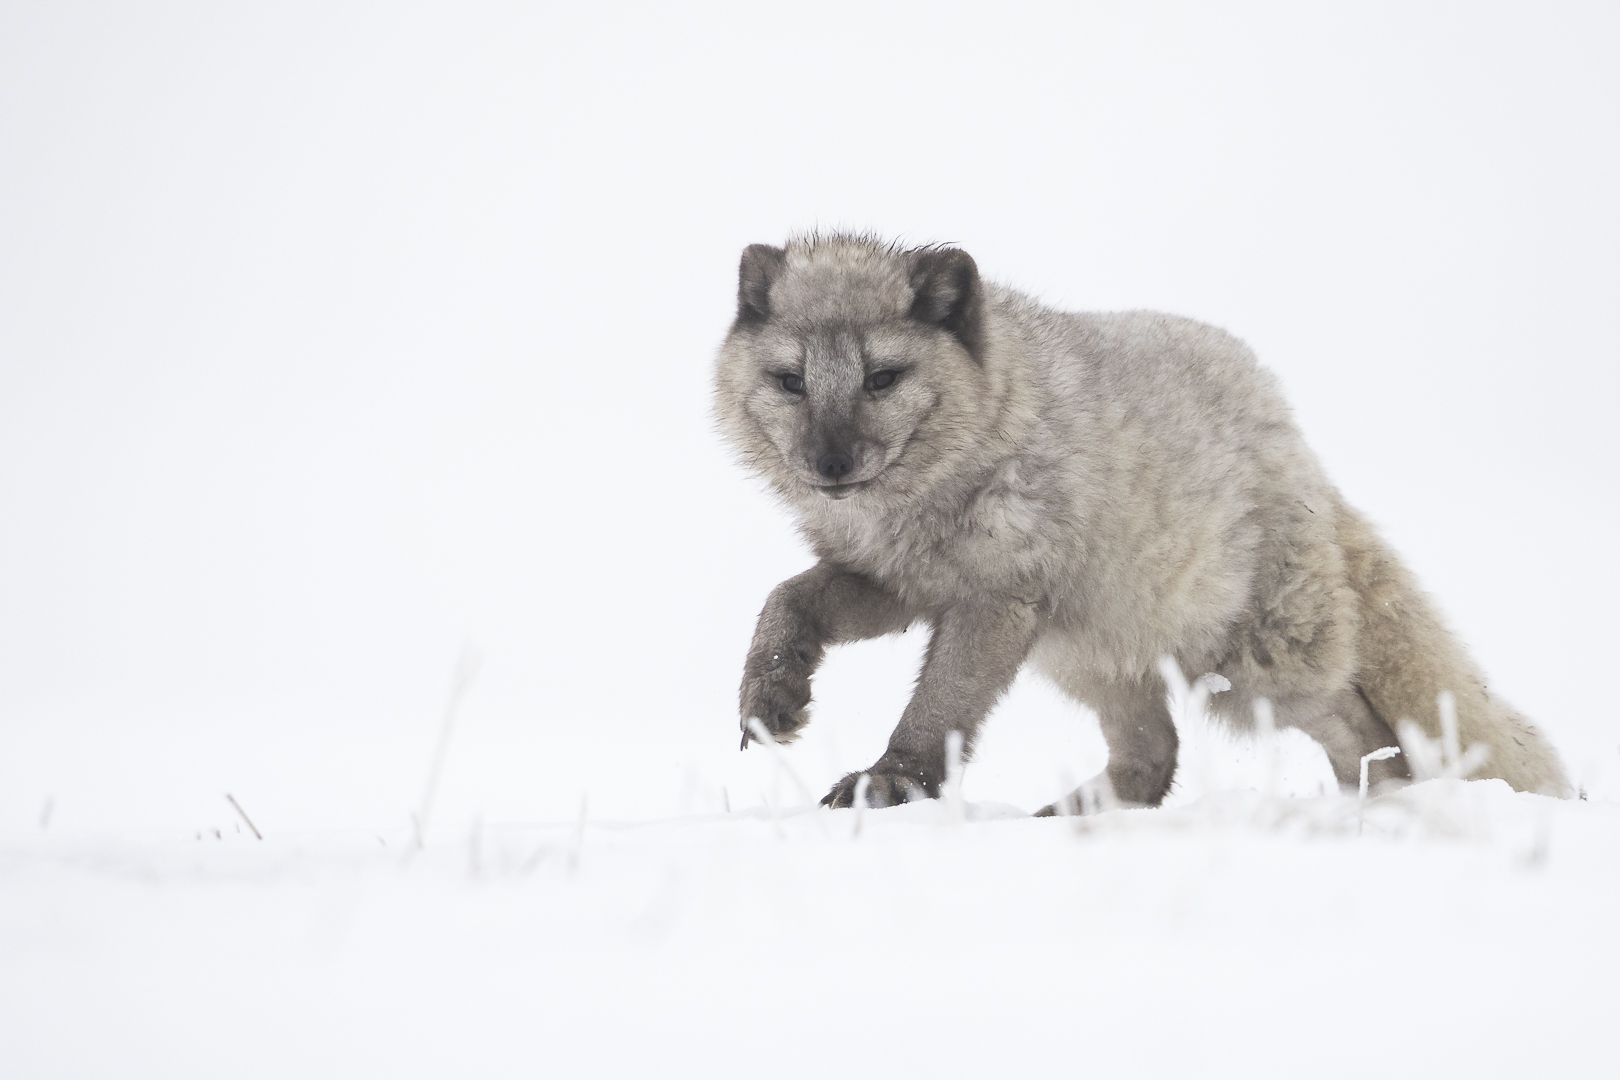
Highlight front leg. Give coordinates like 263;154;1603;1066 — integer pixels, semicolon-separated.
740;562;910;746
823;599;1041;807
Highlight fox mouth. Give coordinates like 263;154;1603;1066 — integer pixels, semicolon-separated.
813;480;868;500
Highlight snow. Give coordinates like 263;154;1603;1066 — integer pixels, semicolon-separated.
5;780;1615;1078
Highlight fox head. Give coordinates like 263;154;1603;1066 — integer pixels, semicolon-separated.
713;235;1001;513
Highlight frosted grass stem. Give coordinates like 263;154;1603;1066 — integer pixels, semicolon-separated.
1438;690;1460;773
746;717;828;835
1253;698;1277;798
1157;655;1191;704
1434;689;1489;777
1397;699;1489;782
1397;719;1440;781
761;787;783;839
1358;746;1402;835
1158;656;1231;803
745;718;815;805
944;730;965;827
851;773;870;838
1158;656;1199;799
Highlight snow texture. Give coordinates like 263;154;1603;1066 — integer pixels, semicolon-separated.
4;780;1614;1078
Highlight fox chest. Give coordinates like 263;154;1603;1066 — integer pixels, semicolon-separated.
816;476;1069;609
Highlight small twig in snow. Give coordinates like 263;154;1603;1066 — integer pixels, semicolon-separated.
412;642;483;850
225;793;263;840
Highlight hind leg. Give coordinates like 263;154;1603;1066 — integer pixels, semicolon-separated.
1036;678;1178;815
1279;687;1411;790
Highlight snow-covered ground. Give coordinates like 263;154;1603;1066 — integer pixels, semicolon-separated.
5;778;1614;1078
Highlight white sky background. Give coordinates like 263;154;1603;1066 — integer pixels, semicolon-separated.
1;2;1616;834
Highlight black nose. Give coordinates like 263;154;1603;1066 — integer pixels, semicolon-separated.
817;451;854;479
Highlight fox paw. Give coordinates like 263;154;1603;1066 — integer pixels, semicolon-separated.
821;758;941;808
739;653;813;747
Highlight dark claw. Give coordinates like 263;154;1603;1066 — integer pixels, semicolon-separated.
740;729;750;751
820;771;864;809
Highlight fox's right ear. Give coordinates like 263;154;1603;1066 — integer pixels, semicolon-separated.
909;248;985;362
737;244;787;324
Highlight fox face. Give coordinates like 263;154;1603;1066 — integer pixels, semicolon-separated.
714;237;992;508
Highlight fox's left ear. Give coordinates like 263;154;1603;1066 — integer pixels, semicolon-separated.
909;248;984;362
736;244;787;325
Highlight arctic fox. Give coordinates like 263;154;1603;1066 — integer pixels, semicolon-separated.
713;234;1569;811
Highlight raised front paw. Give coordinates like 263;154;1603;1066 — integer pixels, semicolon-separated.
820;756;942;808
739;650;814;747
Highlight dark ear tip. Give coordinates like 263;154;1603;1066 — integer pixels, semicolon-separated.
740;244;788;278
910;246;979;279
737;244;787;323
909;246;985;360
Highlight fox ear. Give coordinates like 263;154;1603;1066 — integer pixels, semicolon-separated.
737;244;787;324
909;248;984;361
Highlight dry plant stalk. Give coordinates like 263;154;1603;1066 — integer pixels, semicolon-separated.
225;793;263;840
412;643;483;850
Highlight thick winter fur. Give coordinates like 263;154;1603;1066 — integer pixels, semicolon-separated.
714;234;1570;810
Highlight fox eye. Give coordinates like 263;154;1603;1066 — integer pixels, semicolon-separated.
866;370;899;391
780;373;805;394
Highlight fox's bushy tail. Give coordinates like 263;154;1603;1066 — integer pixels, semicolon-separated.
1337;503;1571;796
